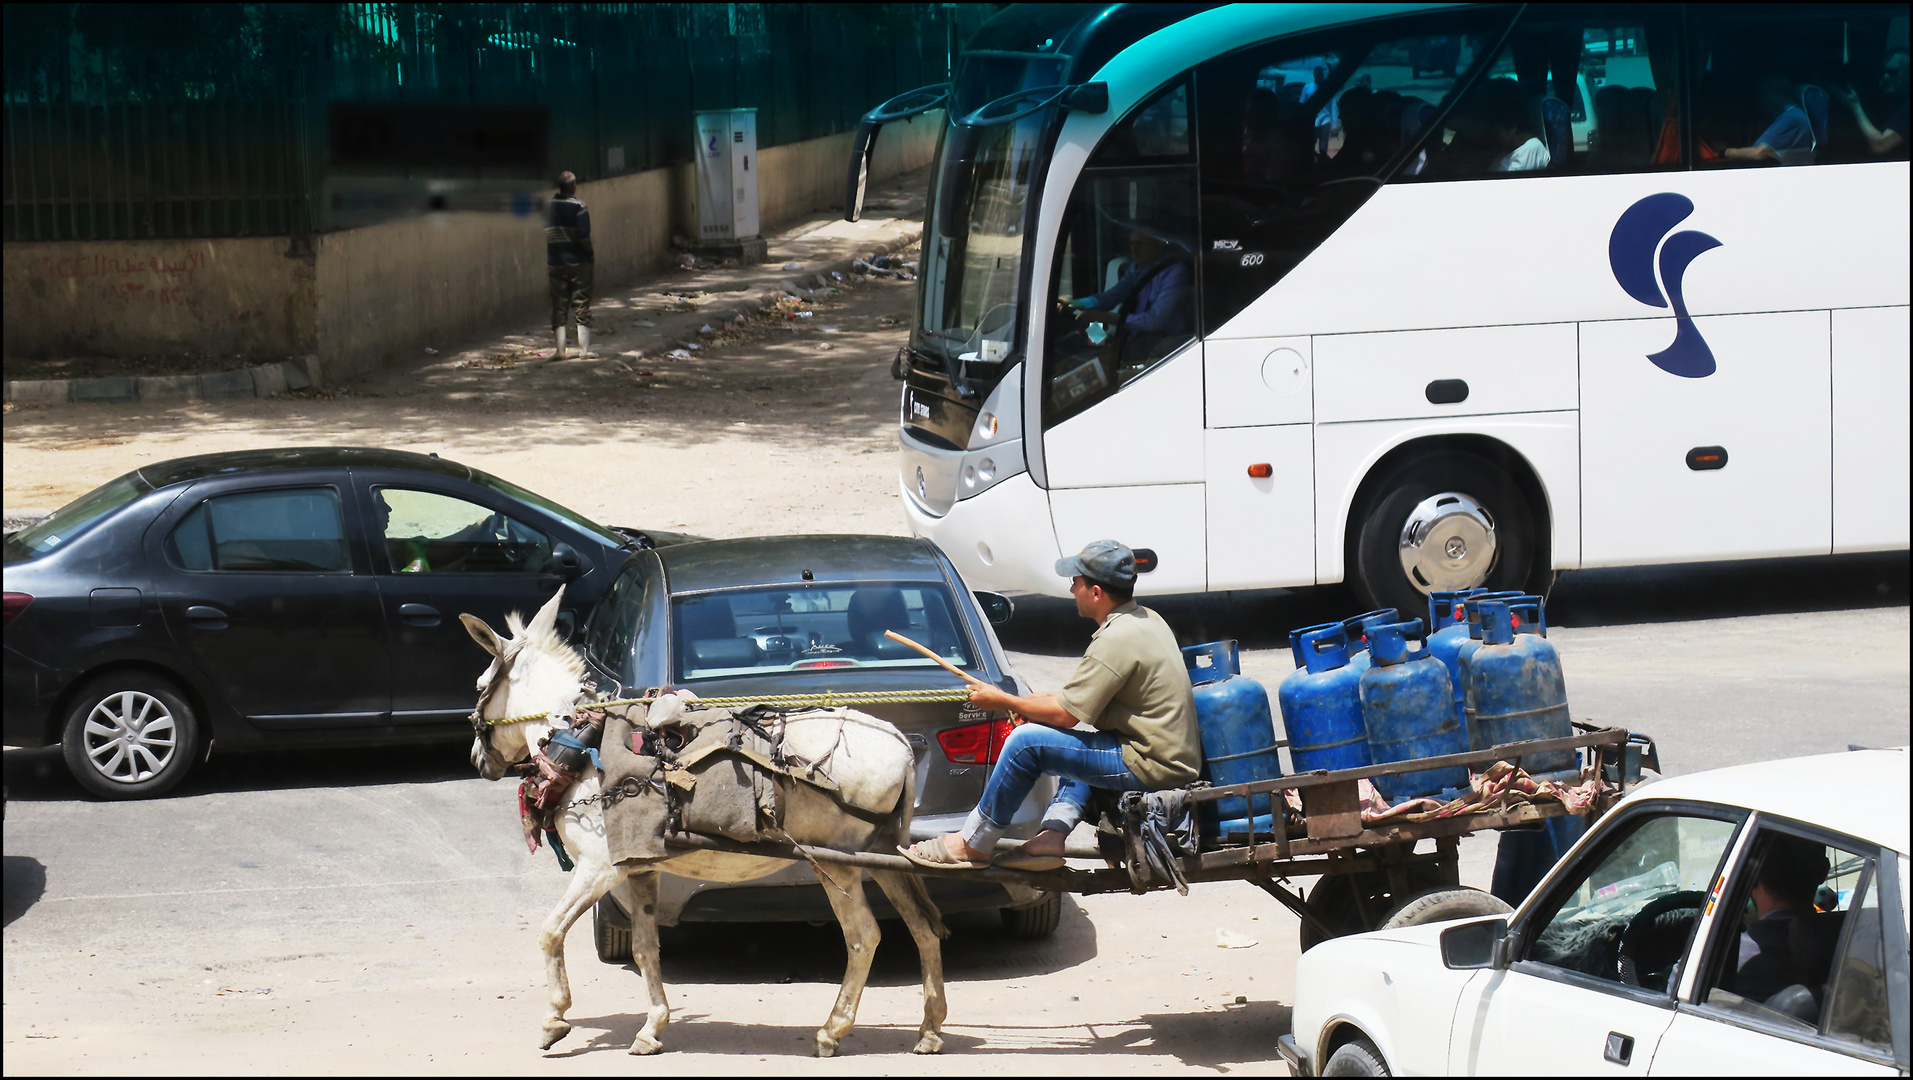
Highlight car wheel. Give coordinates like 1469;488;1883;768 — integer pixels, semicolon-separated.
1351;452;1547;620
594;893;633;963
1379;886;1513;931
1000;890;1062;938
60;672;199;800
1323;1036;1391;1077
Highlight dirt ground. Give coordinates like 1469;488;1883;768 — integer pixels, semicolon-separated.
2;172;932;539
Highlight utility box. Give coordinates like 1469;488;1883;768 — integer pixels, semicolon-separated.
691;108;767;263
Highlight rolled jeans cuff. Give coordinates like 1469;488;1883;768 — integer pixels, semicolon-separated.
1042;799;1084;835
960;807;1005;854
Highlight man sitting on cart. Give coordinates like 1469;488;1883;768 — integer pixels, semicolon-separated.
902;540;1201;872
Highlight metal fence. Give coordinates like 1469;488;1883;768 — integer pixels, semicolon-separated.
3;3;989;242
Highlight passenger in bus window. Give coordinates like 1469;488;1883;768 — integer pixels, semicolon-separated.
1834;46;1910;158
1721;76;1815;165
1485;79;1551;172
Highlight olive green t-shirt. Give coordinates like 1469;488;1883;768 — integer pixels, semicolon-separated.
1055;601;1201;789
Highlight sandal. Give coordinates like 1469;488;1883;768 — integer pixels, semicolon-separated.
898;837;992;870
993;849;1066;872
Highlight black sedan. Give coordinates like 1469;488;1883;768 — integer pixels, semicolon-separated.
581;534;1064;948
3;446;675;799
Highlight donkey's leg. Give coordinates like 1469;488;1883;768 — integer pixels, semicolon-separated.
871;868;949;1054
812;861;879;1058
624;872;670;1055
539;863;622;1050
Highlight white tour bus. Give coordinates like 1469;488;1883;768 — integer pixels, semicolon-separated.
847;2;1910;615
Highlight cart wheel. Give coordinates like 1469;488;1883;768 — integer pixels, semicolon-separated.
593;893;633;963
1001;890;1062;938
1299;862;1449;951
1379;886;1512;931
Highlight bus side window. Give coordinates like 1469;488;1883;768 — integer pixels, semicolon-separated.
1194;14;1514;334
1413;9;1683;181
1691;7;1909;166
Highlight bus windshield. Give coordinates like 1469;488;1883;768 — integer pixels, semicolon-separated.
915;51;1064;372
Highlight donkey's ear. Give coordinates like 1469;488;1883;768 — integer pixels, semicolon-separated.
527;586;566;638
462;613;503;656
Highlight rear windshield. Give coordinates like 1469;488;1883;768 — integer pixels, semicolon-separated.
3;472;153;562
673;582;975;682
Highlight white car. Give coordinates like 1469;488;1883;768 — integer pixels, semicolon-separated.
1281;747;1909;1076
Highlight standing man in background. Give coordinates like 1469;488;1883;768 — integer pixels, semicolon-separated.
547;171;594;358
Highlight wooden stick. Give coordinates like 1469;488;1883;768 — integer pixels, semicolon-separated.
883;630;990;689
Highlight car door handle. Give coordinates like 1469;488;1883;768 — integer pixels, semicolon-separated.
185;605;228;630
1604;1032;1634;1066
399;603;441;627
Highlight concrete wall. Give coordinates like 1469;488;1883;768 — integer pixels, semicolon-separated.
2;238;315;361
4;119;939;378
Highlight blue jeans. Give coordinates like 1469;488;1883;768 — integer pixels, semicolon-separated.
959;723;1142;852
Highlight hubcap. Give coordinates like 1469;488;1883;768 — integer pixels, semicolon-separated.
1398;492;1497;593
82;690;178;784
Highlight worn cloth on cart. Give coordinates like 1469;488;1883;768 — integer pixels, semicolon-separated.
1119;786;1204;895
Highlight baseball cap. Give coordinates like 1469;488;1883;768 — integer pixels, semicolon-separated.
1055;539;1136;590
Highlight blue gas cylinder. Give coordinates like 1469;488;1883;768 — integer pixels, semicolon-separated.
1451;591;1534;718
1361;619;1469;801
1287;622;1342;671
1184;640;1283;841
1340;608;1398;677
1279;624;1372;775
1428;589;1505;730
1465;600;1574;774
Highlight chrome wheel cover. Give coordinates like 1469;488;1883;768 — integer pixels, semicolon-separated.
82;690;178;784
1397;491;1497;594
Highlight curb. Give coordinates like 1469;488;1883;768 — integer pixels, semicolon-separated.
5;358;318;408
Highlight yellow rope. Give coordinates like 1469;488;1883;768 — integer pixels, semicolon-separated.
485;688;974;727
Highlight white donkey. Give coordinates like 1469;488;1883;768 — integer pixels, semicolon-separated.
462;589;949;1057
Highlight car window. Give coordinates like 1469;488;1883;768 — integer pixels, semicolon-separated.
471;469;625;549
1692;827;1890;1051
1523;812;1740;991
4;471;153;561
587;559;649;681
673;582;974;682
167;488;349;572
373;487;552;574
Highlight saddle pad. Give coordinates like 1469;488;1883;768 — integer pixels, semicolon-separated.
600;706;668;865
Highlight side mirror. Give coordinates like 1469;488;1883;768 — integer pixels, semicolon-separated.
550;542;584;580
974;590;1014;626
844;118;880;222
1439;917;1510;969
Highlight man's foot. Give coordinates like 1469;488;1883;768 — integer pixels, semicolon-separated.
899;835;991;870
1014;828;1069;857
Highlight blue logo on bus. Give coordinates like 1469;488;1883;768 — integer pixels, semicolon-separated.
1608;193;1722;378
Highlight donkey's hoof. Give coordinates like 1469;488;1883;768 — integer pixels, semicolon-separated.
628;1033;664;1055
539;1020;572;1050
814;1033;840;1058
912;1033;945;1055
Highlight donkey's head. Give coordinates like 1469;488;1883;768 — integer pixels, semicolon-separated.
462;587;587;780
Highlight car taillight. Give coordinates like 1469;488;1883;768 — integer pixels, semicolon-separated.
2;592;31;629
937;718;1017;765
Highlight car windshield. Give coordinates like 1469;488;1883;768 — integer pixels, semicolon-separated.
472;470;626;549
2;471;153;562
673;581;975;682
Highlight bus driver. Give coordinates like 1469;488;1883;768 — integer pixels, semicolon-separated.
901;540;1202;871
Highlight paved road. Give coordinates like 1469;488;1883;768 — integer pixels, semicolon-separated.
5;552;1904;1073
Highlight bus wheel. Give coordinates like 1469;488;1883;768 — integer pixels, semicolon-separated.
1351;453;1538;618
